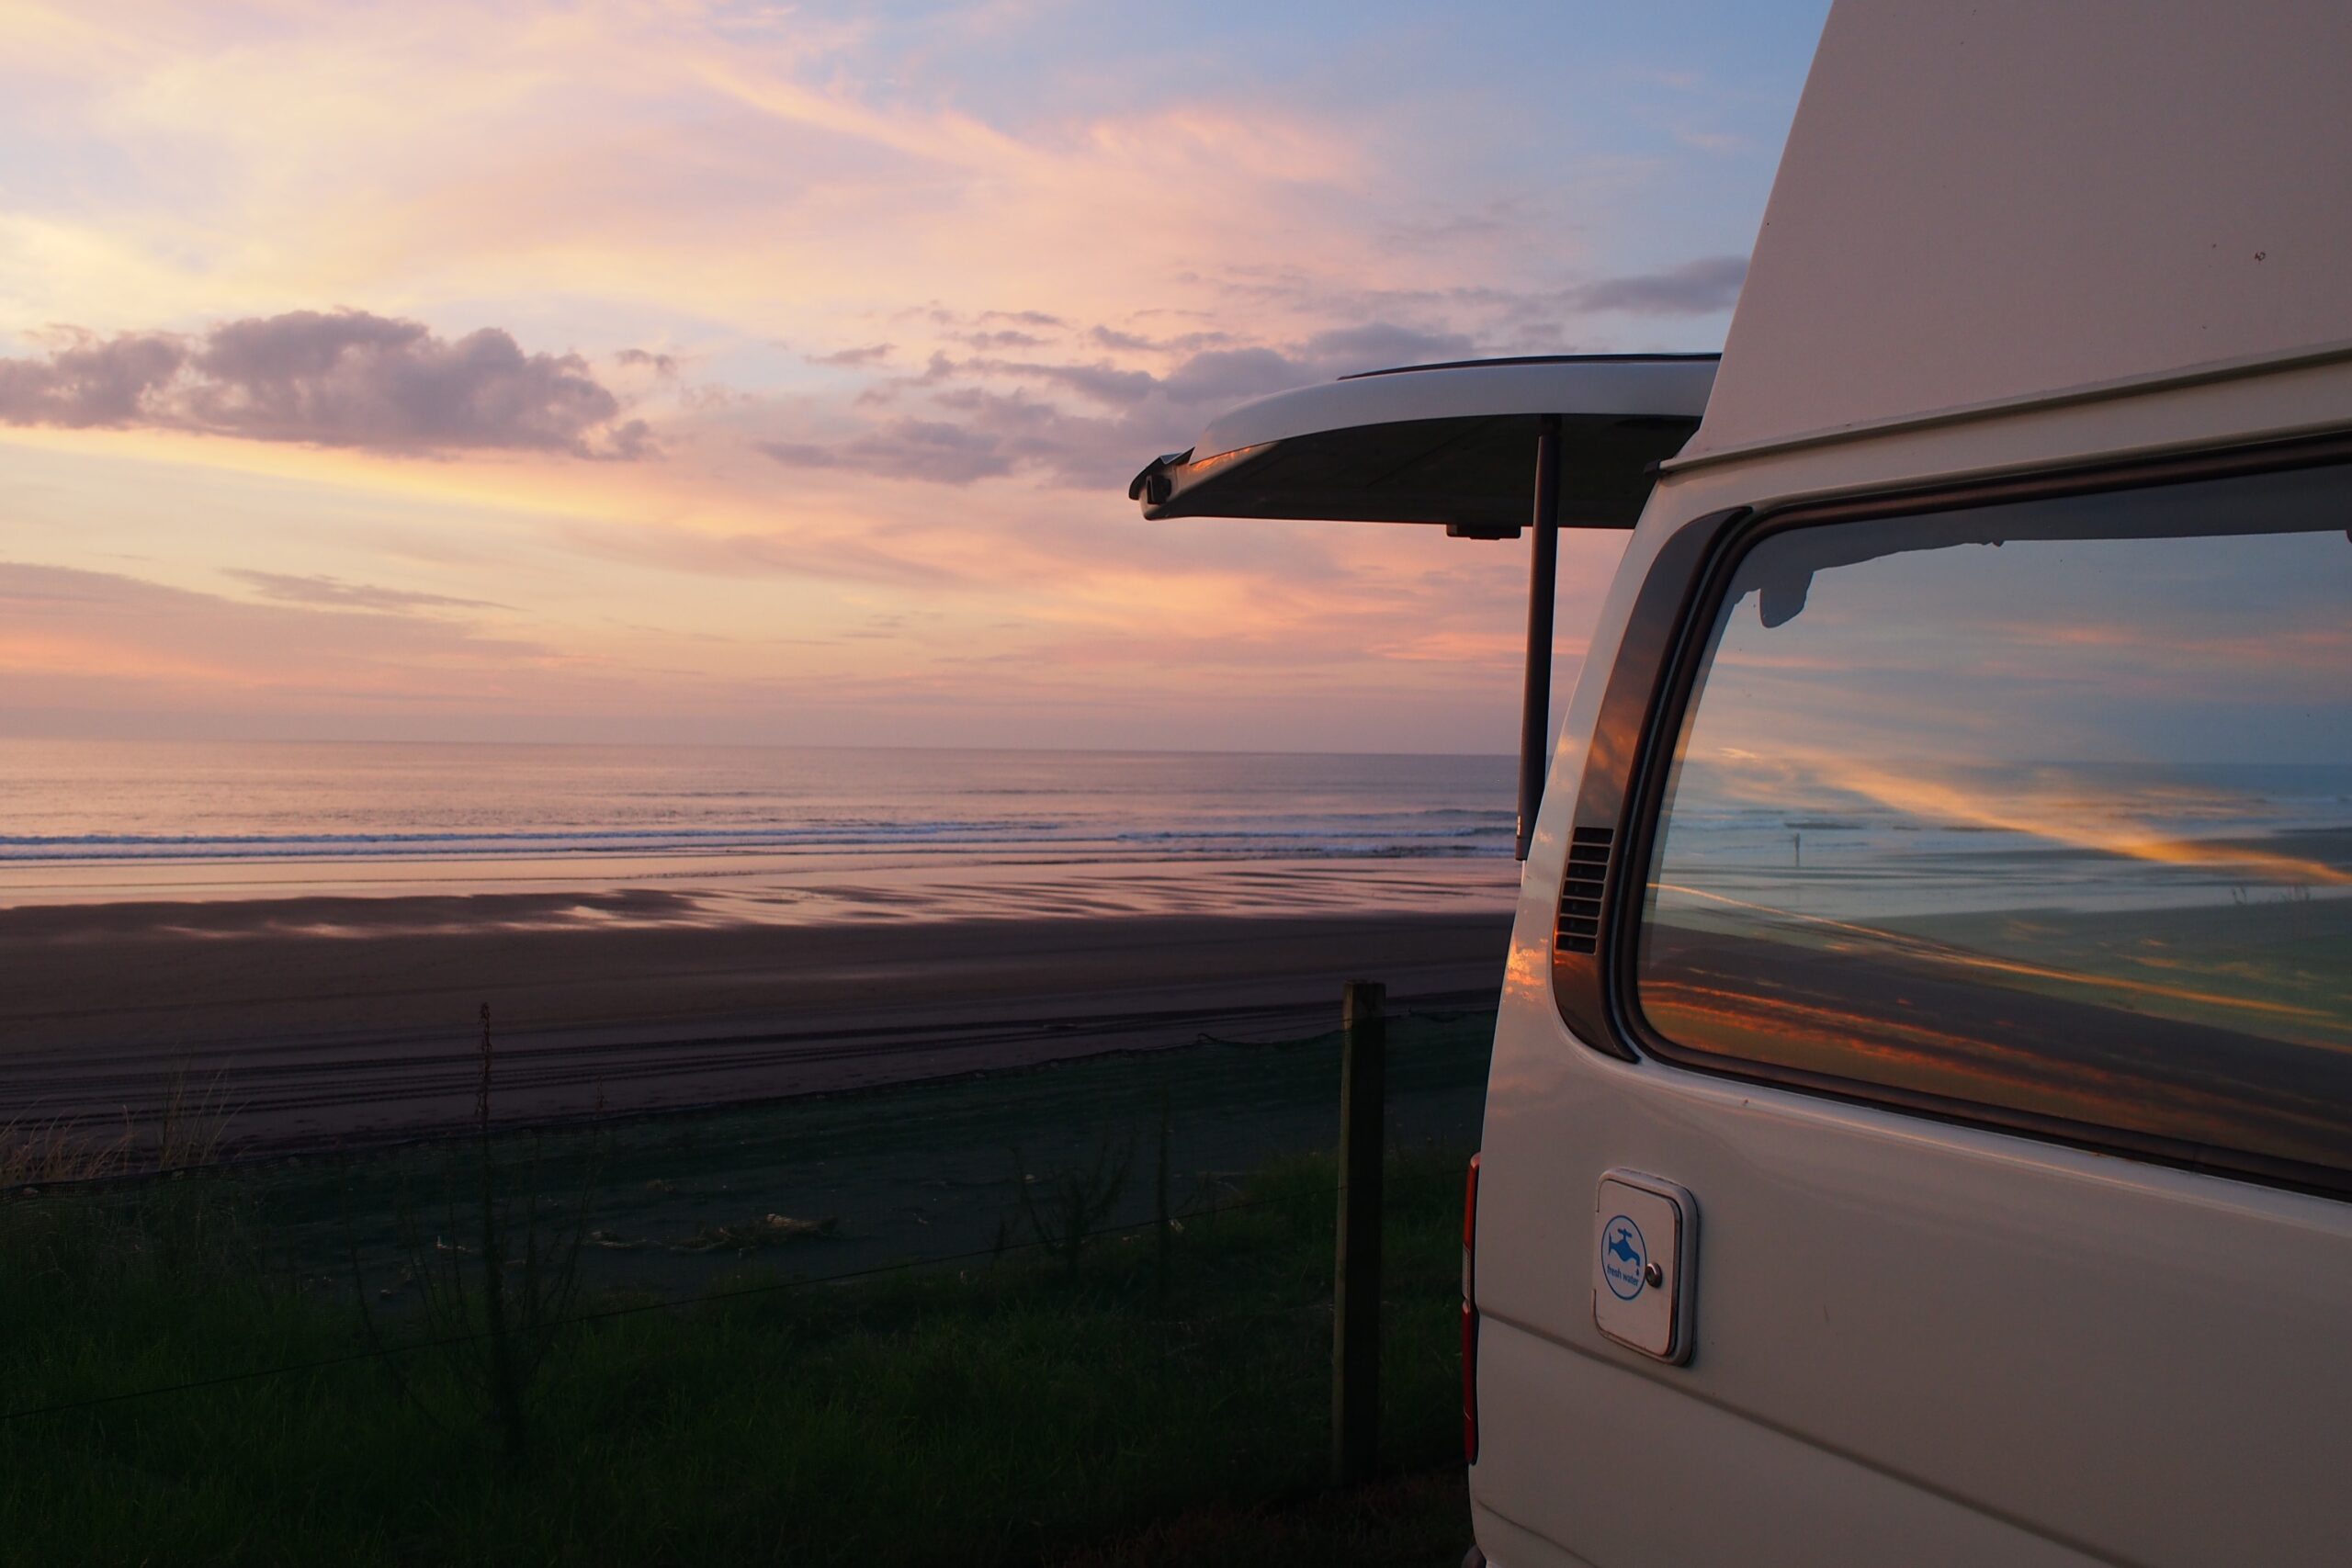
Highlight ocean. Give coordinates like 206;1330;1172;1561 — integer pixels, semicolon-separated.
0;739;1523;918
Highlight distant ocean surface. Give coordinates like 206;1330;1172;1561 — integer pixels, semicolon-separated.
0;739;1519;870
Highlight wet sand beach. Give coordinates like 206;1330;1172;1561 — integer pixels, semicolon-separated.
0;857;1516;1151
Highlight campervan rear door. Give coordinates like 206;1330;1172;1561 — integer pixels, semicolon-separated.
1131;354;1718;863
1131;356;1717;535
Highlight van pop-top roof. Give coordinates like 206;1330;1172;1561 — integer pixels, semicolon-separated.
1683;0;2352;468
1129;353;1719;860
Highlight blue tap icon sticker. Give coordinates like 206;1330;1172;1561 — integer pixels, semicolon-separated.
1601;1214;1648;1301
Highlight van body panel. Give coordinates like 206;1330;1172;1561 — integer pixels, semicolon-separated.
1688;0;2352;465
1469;1504;1600;1568
1473;1319;2105;1568
1476;1001;2352;1565
1474;362;2352;1563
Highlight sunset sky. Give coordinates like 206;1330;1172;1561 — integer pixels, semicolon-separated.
0;0;1828;752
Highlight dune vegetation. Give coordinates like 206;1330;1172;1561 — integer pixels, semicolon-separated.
0;1142;1474;1566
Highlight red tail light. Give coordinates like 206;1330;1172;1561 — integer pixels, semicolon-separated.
1463;1151;1481;1465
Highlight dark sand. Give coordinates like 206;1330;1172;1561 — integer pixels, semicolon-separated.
0;890;1510;1150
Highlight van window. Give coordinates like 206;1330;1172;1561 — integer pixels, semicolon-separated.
1634;461;2352;1183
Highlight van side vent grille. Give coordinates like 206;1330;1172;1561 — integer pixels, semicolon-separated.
1555;827;1614;954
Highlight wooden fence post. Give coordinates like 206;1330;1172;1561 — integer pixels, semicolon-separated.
1332;978;1386;1487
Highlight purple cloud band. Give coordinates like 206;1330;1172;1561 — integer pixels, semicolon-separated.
0;310;651;458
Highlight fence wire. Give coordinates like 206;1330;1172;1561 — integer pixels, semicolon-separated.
2;1006;1494;1428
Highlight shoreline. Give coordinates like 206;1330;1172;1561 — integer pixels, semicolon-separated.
0;848;1518;919
0;886;1514;1152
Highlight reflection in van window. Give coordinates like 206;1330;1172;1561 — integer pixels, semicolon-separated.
1635;463;2352;1183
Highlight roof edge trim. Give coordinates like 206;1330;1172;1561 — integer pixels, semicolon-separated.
1339;352;1721;382
1669;337;2352;475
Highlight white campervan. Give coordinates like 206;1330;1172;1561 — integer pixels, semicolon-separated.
1136;2;2351;1562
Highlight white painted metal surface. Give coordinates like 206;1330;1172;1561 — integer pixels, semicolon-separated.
1131;355;1718;535
1685;0;2352;467
1181;357;1715;467
1469;3;2352;1563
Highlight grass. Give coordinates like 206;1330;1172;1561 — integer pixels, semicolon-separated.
0;1064;230;1188
0;1145;1474;1566
1046;1468;1471;1567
